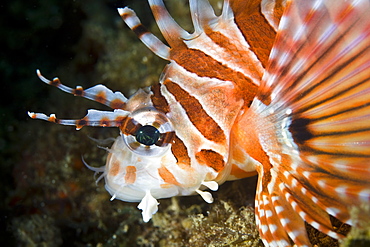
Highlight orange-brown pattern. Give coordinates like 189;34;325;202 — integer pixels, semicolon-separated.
29;0;370;246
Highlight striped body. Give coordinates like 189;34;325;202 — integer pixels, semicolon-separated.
29;0;370;246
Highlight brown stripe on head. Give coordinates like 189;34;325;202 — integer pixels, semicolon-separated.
171;135;191;168
158;165;180;186
169;48;258;107
151;83;170;113
204;30;264;80
229;0;277;67
195;149;225;173
273;0;285;21
164;80;226;144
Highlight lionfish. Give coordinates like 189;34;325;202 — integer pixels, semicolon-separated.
29;0;370;246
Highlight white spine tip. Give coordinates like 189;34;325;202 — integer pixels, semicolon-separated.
117;8;124;15
27;111;35;118
118;7;130;16
36;70;50;83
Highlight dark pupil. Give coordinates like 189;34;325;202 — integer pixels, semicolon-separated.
135;125;160;146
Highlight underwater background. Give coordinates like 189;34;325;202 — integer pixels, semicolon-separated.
0;0;366;246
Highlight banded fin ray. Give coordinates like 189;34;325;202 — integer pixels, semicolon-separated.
29;71;139;130
36;69;128;109
118;7;171;60
148;0;192;45
28;109;130;130
250;0;370;245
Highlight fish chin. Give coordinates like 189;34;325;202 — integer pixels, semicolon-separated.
103;136;180;203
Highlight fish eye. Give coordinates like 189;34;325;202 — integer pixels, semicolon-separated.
121;107;174;156
135;125;160;146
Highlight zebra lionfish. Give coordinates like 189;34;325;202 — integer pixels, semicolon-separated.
29;0;370;246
